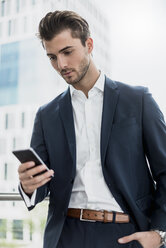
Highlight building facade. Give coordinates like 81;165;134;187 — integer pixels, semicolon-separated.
0;0;111;246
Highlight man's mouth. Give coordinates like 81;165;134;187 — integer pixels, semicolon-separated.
62;70;73;76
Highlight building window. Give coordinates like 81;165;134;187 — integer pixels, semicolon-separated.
13;137;16;149
13;18;18;35
0;219;7;239
21;112;25;128
1;0;5;17
8;20;12;36
12;220;23;240
16;0;20;12
32;0;36;5
4;163;7;180
5;113;8;129
5;113;15;129
29;221;34;241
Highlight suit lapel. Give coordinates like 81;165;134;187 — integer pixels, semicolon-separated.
101;77;119;166
59;88;76;165
58;77;119;168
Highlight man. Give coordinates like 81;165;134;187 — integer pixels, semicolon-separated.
18;10;166;248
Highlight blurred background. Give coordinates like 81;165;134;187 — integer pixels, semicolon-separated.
0;0;165;247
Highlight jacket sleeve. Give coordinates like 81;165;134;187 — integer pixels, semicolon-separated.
142;88;166;230
18;185;37;211
26;107;51;210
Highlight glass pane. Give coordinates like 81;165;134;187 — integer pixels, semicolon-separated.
12;220;23;240
0;200;48;247
0;219;7;239
8;20;12;36
1;0;5;17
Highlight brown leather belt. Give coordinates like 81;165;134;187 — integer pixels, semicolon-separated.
67;208;130;223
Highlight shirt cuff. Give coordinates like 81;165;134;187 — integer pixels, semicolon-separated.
19;183;36;208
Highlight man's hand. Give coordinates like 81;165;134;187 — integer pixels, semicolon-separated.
18;161;54;195
118;230;161;248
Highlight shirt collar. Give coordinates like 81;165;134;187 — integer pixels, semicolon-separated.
69;71;105;98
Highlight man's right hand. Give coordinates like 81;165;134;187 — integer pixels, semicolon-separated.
18;162;54;196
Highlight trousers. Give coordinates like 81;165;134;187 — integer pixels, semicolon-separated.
57;216;143;248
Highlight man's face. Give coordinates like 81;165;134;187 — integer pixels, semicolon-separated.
43;29;93;86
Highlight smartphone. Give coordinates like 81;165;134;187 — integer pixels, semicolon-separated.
12;147;50;177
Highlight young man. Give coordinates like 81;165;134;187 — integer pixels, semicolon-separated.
18;10;166;248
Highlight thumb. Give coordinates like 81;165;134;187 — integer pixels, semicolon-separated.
118;233;137;244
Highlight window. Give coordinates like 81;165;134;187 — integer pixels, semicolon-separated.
12;220;23;240
29;221;33;241
1;0;5;17
5;113;15;129
0;219;7;239
31;0;36;5
8;20;12;36
13;18;18;35
21;112;25;128
13;137;16;149
16;0;20;13
4;163;7;180
5;113;8;129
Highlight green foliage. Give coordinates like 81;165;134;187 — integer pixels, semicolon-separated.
0;242;26;248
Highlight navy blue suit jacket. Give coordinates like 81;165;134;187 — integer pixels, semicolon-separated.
26;76;166;248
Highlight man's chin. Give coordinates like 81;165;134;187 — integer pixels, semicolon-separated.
64;78;79;86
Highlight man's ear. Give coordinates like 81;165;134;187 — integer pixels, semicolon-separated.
86;37;93;53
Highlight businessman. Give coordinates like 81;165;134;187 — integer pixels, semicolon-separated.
18;10;166;248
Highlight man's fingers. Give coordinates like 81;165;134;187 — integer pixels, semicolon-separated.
119;231;162;248
21;169;54;186
18;161;35;173
28;169;54;185
21;169;54;194
22;177;52;194
19;164;50;181
118;233;138;244
18;160;54;195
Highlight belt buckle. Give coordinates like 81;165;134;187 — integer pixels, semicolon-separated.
80;209;96;222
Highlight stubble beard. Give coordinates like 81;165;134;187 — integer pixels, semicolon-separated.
61;57;90;86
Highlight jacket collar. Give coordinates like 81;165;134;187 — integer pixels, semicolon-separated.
58;76;119;167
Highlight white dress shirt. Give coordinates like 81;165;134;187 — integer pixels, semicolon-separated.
21;72;123;212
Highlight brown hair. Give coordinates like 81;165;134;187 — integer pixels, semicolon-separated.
38;10;90;46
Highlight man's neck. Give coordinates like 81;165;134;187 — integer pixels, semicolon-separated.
73;61;100;98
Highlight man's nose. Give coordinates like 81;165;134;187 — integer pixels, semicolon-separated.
57;56;67;71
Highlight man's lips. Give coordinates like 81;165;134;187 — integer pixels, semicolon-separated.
62;71;73;76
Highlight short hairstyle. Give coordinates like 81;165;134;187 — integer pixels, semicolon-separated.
38;10;90;46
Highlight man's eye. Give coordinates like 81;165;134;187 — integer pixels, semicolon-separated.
64;51;72;55
49;56;57;61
